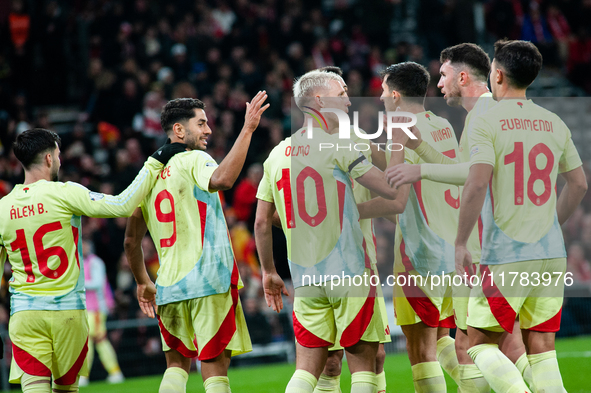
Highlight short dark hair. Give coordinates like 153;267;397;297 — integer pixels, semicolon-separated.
13;128;61;170
493;39;542;89
160;98;206;133
381;62;430;100
440;43;491;82
318;66;343;76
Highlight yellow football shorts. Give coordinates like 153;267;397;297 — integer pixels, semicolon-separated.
157;285;252;361
467;258;565;333
393;244;455;328
293;268;387;349
328;272;392;351
9;310;89;385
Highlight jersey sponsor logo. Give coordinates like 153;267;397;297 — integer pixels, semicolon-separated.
470;146;479;158
89;192;104;201
205;162;217;167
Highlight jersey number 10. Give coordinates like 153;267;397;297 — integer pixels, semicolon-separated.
277;167;329;229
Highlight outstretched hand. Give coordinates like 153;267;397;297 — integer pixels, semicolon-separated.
263;271;289;313
137;281;158;318
244;91;270;134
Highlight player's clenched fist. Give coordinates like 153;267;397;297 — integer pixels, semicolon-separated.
243;90;271;133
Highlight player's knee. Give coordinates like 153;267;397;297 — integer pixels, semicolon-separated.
323;350;344;376
455;331;469;352
52;379;79;393
21;374;51;393
376;344;386;370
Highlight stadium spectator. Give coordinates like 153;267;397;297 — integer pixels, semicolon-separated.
81;239;125;386
243;297;273;345
232;163;263;223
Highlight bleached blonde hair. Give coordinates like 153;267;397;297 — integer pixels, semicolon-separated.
293;70;343;109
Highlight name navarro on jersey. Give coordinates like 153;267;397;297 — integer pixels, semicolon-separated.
431;127;454;142
500;118;554;133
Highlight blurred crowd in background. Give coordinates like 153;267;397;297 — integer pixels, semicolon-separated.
0;0;591;365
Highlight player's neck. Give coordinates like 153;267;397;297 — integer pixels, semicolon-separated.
23;168;51;185
396;102;425;114
494;86;527;101
461;84;490;113
302;115;338;135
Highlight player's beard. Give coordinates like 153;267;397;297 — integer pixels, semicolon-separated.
445;82;462;107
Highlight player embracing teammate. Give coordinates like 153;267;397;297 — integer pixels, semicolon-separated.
257;40;586;393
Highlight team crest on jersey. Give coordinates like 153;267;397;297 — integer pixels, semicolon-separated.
89;191;105;201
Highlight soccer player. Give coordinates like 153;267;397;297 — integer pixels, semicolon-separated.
0;128;184;393
312;66;391;393
124;92;269;393
359;62;460;392
386;43;533;391
455;40;587;392
79;238;123;386
255;69;407;393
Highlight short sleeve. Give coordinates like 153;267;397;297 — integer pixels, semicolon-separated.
558;123;583;173
335;150;373;179
468;116;496;167
256;160;275;203
190;151;219;192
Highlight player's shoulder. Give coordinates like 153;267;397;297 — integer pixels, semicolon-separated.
174;150;214;163
267;137;292;160
428;111;454;129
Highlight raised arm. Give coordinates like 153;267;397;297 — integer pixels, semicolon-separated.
254;199;288;312
209;91;270;191
123;208;156;318
557;166;588;225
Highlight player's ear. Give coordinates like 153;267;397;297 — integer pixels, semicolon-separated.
495;68;503;86
45;152;52;167
458;70;468;86
315;95;324;108
172;122;185;140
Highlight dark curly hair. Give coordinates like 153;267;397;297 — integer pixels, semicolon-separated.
160;98;206;133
